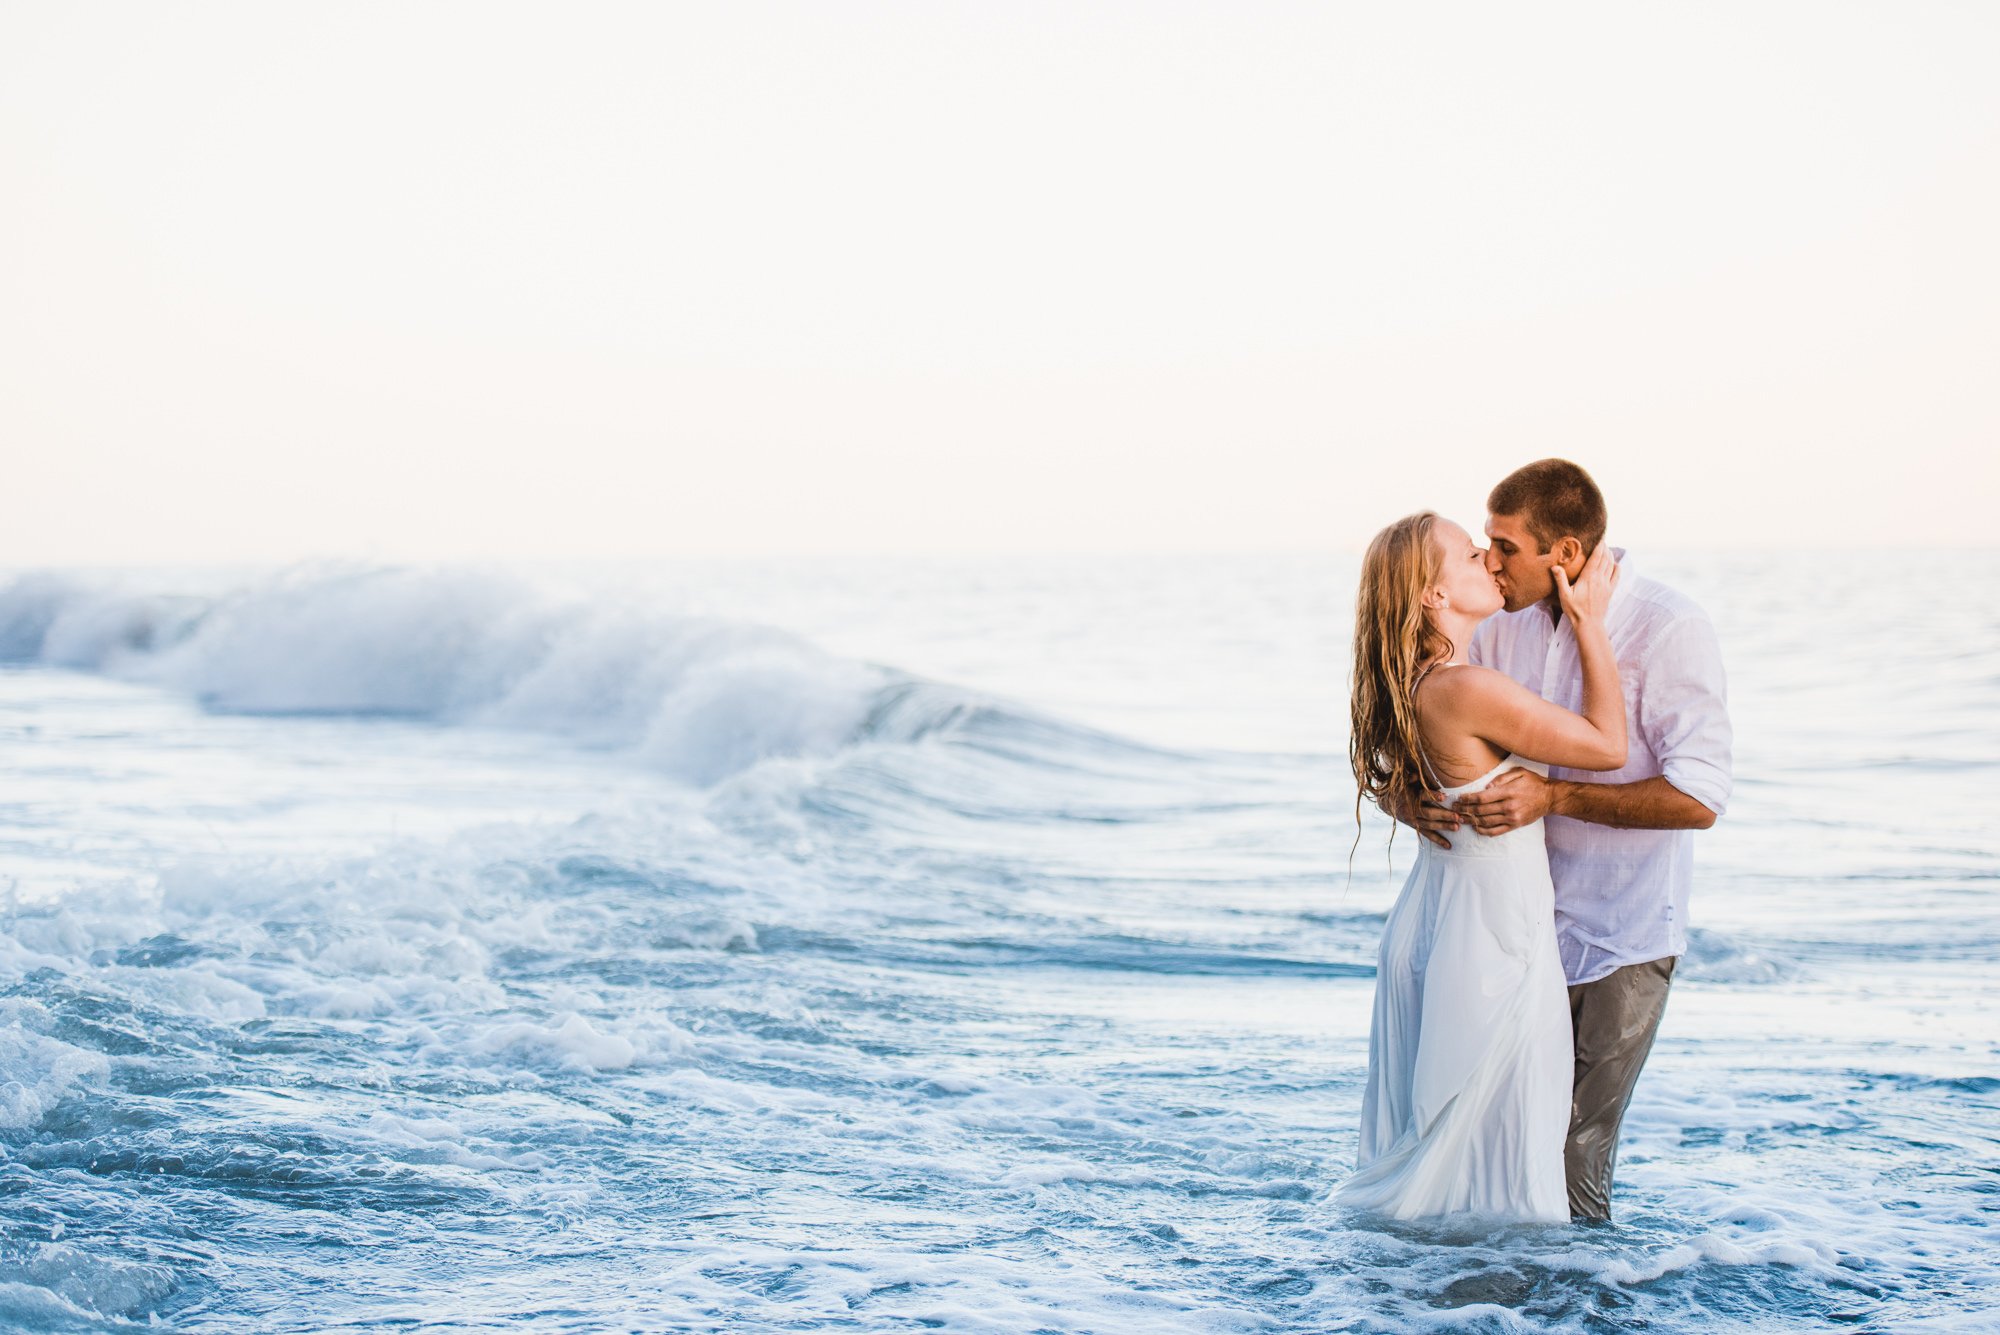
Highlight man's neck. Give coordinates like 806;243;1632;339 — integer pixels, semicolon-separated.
1539;593;1564;627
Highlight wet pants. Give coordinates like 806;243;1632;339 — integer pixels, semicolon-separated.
1565;954;1676;1222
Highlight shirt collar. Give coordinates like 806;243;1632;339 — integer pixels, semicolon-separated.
1606;545;1633;616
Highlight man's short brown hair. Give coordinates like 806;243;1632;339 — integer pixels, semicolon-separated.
1488;458;1607;555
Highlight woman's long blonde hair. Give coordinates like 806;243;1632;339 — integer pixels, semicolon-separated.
1350;511;1454;834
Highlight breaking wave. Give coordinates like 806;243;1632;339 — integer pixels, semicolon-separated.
0;565;1153;786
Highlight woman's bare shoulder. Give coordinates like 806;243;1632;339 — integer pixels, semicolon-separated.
1416;662;1518;703
1416;664;1536;731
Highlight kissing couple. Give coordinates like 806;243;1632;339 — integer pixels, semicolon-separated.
1335;458;1732;1224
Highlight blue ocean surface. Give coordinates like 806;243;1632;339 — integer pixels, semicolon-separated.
0;551;1993;1332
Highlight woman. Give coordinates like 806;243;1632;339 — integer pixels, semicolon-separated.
1335;511;1623;1222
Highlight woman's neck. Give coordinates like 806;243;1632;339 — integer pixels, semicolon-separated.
1433;609;1479;666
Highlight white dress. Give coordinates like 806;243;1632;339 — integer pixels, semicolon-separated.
1334;755;1572;1222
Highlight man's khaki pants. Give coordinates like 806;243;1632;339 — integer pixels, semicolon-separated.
1566;954;1676;1221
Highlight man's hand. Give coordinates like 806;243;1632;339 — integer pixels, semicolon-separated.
1388;789;1460;849
1452;766;1556;836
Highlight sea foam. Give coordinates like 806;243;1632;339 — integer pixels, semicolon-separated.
0;566;927;785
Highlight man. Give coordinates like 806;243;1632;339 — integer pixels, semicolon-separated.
1408;458;1732;1222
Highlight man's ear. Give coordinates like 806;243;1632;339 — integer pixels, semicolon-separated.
1550;536;1583;569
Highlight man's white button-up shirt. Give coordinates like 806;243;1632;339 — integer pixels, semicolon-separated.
1468;549;1732;987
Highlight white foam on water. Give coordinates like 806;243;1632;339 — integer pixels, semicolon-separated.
0;566;901;786
0;1004;109;1133
0;551;1992;1330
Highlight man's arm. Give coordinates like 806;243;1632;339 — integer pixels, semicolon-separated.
1552;773;1715;828
1453;769;1714;834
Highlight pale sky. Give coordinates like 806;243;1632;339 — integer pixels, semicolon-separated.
3;1;1996;563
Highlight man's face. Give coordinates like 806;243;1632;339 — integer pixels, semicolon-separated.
1483;512;1558;613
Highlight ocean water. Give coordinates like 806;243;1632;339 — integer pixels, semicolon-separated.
0;550;1993;1333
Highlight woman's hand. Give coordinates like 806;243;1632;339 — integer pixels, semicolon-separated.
1553;542;1618;625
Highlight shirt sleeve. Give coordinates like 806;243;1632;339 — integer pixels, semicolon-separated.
1638;612;1733;818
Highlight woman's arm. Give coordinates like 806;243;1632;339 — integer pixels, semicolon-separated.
1428;547;1627;772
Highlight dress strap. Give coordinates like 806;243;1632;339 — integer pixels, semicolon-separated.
1409;659;1457;792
